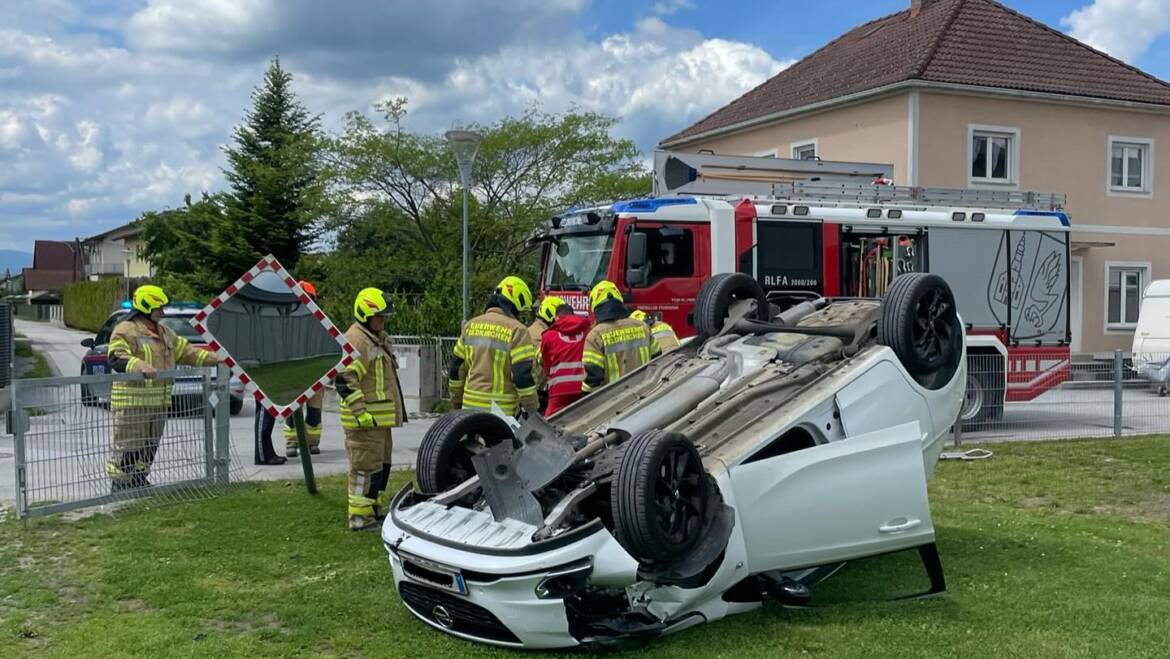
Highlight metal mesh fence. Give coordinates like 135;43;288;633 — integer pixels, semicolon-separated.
9;367;240;518
958;350;1170;442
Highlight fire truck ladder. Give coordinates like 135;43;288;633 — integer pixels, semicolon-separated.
737;182;1066;212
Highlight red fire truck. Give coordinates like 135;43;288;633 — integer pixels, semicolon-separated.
533;151;1071;425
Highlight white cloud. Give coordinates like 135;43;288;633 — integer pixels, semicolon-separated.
1062;0;1170;63
0;1;787;253
653;0;695;16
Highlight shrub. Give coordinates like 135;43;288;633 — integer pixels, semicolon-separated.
62;278;124;332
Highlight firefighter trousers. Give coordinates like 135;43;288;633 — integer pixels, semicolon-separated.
106;406;168;484
344;426;393;518
283;404;322;448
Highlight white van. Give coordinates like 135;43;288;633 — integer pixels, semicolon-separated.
1132;279;1170;395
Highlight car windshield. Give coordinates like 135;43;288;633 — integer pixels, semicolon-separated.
544;233;614;291
160;316;201;341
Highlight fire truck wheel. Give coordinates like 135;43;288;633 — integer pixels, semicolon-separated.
879;273;963;377
694;273;769;338
610;429;712;565
416;410;514;494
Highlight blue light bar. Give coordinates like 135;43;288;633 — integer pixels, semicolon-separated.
612;197;698;213
1013;210;1071;226
120;300;132;309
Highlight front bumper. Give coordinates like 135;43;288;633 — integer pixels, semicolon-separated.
382;488;639;649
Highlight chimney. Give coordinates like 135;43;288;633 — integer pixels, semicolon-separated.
910;0;930;18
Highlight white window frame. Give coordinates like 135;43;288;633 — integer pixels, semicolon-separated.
967;124;1019;188
1103;260;1152;333
1106;136;1154;198
790;139;818;161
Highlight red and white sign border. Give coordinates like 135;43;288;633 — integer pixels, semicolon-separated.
191;254;355;419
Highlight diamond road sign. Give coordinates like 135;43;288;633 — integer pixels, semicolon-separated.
191;255;354;419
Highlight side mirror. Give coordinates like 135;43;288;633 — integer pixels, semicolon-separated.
626;232;648;269
625;232;649;288
80;338;94;348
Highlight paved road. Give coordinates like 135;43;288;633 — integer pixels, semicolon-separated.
1;320;434;507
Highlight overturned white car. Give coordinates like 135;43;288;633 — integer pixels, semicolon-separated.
382;272;966;649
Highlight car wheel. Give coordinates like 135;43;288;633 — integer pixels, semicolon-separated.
229;396;244;416
878;273;962;377
611;429;711;565
416;410;514;494
80;367;96;407
693;273;769;338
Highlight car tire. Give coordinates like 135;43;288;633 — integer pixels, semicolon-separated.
611;429;711;565
229;396;244;416
416;410;515;494
693;273;769;338
878;273;963;377
80;366;97;407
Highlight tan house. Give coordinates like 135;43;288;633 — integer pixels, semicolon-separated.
661;0;1170;354
83;222;153;279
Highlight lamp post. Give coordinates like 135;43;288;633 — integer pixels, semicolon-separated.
445;129;483;325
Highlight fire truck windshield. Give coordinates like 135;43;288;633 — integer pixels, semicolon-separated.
544;233;614;291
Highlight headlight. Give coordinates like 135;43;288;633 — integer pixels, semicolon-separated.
535;560;593;599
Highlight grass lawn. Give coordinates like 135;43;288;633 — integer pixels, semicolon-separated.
14;334;51;379
3;437;1170;657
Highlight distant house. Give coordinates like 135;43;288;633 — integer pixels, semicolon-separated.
662;0;1170;354
21;240;83;300
82;222;153;279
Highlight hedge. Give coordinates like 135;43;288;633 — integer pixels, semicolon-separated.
62;278;124;332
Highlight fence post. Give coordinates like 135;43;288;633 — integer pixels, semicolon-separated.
214;364;231;484
10;380;28;519
1113;349;1123;438
201;368;215;482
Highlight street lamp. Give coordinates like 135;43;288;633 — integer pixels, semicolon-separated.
445;129;483;325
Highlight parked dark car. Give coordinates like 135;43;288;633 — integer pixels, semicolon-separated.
80;304;245;415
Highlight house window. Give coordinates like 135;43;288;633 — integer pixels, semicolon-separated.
1108;137;1152;195
969;126;1018;185
791;140;817;161
1106;263;1150;330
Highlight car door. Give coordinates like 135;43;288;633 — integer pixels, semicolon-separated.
728;421;936;572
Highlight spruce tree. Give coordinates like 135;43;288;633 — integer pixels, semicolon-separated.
221;57;323;276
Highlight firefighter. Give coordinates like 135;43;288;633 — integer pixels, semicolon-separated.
541;302;590;415
336;287;406;530
448;276;540;417
582;281;660;393
631;309;682;354
284;280;324;457
106;285;219;492
528;295;563;411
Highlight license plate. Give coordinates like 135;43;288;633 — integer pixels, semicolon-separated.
401;553;468;595
91;365;106;374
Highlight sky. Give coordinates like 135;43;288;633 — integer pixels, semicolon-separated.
3;0;1170;256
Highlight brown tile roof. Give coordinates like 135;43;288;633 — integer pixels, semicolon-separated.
663;0;1170;144
22;241;81;291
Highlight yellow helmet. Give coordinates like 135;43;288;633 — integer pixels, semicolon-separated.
354;287;392;322
537;296;565;323
496;276;533;312
589;280;623;311
132;284;169;315
629;309;649;324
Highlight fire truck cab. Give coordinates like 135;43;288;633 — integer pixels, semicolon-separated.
535;153;1071;426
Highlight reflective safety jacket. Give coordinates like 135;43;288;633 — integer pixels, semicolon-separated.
448;308;539;415
650;320;682;354
337;323;406;429
540;313;591;414
527;318;550;389
582;303;660;392
107;314;217;409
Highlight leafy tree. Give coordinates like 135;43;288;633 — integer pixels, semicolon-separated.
317;100;648;335
141;57;325;298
